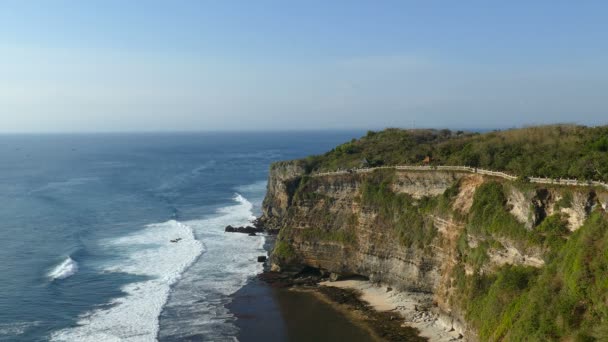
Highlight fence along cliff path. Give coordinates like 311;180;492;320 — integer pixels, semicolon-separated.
310;165;608;190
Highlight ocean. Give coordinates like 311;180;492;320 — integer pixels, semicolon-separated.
0;131;362;342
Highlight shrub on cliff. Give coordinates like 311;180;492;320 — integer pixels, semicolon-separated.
467;182;531;244
301;125;608;182
360;169;437;249
273;241;296;263
457;211;608;341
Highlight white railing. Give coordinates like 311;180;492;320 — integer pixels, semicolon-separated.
309;165;608;190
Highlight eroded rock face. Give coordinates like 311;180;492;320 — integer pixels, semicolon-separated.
261;160;307;229
565;191;596;231
261;167;606;339
263;169;475;333
487;241;544;269
506;186;599;232
452;175;484;214
598;193;608;211
391;171;470;198
506;186;534;229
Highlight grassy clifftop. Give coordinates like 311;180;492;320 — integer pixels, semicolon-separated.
301;125;608;181
267;125;608;340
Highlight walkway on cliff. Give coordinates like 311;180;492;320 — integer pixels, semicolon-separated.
310;165;608;190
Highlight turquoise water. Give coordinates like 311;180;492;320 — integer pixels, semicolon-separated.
0;131;361;341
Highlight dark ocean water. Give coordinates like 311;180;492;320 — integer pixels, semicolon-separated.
0;131;363;341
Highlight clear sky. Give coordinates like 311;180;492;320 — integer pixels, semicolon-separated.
1;1;607;132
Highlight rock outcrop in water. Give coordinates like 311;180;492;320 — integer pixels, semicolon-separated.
260;158;608;340
224;217;273;235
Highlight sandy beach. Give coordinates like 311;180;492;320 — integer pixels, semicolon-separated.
320;280;465;342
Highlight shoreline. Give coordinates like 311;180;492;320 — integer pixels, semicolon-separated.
303;285;426;341
256;270;431;341
319;280;465;341
227;233;386;341
230;227;447;341
228;273;382;342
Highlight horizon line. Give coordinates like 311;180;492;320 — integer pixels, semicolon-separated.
1;123;600;135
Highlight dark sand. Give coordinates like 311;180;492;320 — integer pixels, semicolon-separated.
226;235;423;341
228;276;378;342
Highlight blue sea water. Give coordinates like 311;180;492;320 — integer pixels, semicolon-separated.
0;131;361;342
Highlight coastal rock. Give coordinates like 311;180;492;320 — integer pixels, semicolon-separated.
257;256;267;262
224;225;264;234
251;217;266;229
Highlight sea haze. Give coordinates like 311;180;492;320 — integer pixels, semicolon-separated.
0;131;362;341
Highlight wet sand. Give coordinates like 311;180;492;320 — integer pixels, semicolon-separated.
228;277;378;342
226;235;427;341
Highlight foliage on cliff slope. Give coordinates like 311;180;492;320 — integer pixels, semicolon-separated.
356;174;601;340
456;211;608;341
443;180;607;341
267;126;608;340
360;169;438;249
302;125;608;182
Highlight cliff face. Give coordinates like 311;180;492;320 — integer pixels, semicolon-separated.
268;168;469;287
261;160;307;229
261;160;608;340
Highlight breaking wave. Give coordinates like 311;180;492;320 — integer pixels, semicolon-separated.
157;192;266;341
50;192;263;342
48;257;79;280
51;220;204;342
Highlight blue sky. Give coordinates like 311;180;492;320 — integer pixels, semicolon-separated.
1;1;607;132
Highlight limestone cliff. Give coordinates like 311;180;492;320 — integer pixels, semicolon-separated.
261;160;308;230
261;160;608;340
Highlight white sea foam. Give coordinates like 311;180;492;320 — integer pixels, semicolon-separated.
231;193;257;222
157;193;266;340
51;191;264;342
0;321;42;336
51;220;204;342
48;257;79;280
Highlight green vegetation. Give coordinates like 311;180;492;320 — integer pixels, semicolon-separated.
460;181;572;254
273;240;296;262
554;191;574;210
271;126;608;340
456;233;504;269
452;181;604;340
466;265;540;340
299;125;608;182
360;169;437;249
536;213;570;253
467;182;532;244
292;175;312;201
455;211;608;341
